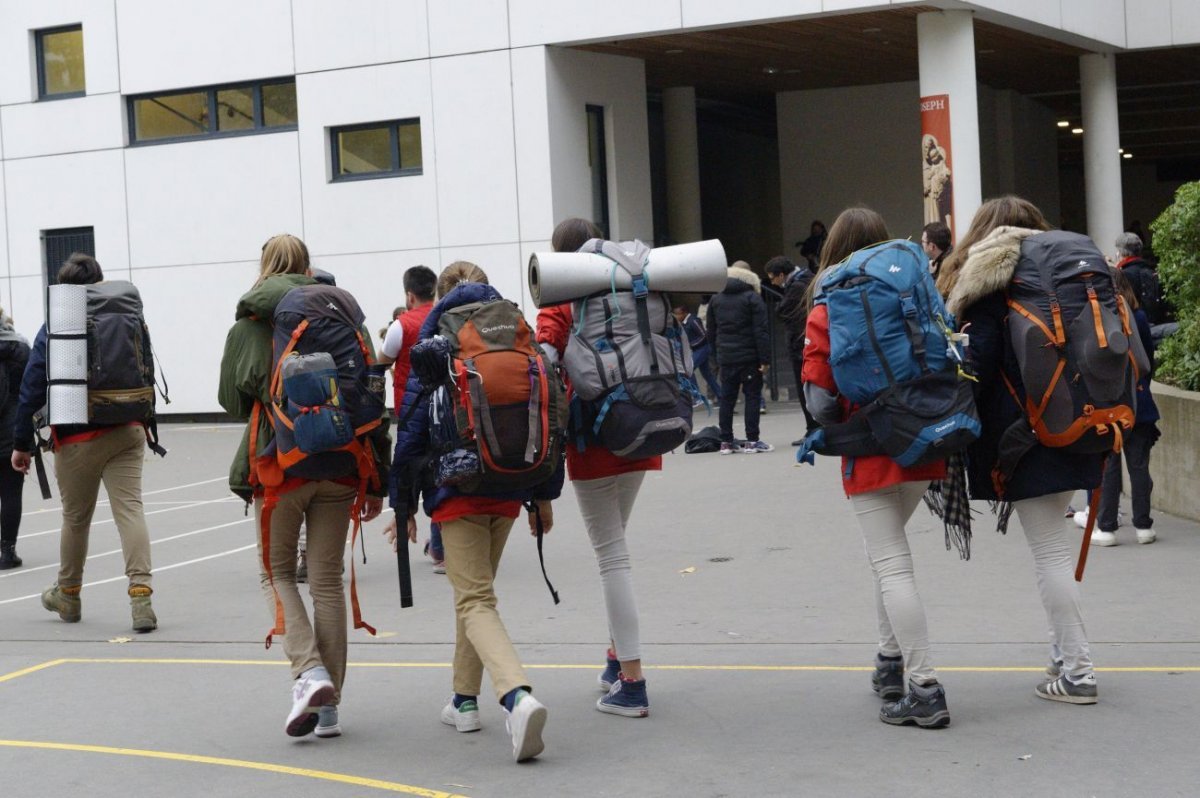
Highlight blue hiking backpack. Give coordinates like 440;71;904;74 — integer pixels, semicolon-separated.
799;239;979;467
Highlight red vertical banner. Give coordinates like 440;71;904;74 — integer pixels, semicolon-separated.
920;94;954;239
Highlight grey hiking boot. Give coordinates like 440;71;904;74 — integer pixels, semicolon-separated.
871;654;905;700
129;586;157;633
1036;673;1097;704
880;680;950;728
42;584;81;622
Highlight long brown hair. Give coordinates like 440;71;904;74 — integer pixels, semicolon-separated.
807;207;889;306
1111;266;1139;310
936;196;1050;296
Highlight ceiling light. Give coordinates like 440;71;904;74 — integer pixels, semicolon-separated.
1118;148;1124;153
665;48;684;55
762;66;779;75
1123;152;1133;159
1072;127;1084;134
1057;121;1070;128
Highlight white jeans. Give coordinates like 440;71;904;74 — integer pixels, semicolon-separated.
573;471;646;662
850;481;937;686
1015;491;1094;681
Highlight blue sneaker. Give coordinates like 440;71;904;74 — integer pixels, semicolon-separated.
741;439;774;453
598;655;621;691
597;677;649;718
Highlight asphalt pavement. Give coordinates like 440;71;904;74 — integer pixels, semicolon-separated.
1;410;1196;797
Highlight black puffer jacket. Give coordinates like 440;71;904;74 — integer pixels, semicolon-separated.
776;267;813;357
706;267;770;369
0;322;31;456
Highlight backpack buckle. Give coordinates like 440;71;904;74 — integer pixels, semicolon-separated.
631;275;649;299
899;293;918;318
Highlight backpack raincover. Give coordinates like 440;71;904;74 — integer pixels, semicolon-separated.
563;239;696;459
994;231;1151;491
803;239;980;467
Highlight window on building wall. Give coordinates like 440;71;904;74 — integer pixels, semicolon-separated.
42;227;95;286
586;105;610;238
128;79;297;144
36;25;86;99
330;119;422;181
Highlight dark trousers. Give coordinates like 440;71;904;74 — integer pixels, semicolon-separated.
719;363;764;443
788;356;818;432
1098;423;1156;532
692;345;719;398
0;464;24;545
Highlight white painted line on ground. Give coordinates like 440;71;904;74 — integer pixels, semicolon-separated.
22;496;238;540
0;518;252;580
20;475;228;517
0;536;255;605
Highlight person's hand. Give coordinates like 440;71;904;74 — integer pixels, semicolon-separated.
406;514;417;543
760;364;770;373
10;451;31;475
528;500;554;536
382;516;399;552
361;496;383;523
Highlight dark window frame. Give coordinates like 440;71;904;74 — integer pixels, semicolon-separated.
35;24;86;101
42;226;95;287
126;77;297;146
330;118;423;183
586;104;611;238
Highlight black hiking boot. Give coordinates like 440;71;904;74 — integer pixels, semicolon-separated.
0;542;21;570
871;654;905;700
880;680;950;728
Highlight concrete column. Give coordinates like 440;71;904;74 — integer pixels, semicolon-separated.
917;10;982;235
662;86;702;243
1080;52;1124;254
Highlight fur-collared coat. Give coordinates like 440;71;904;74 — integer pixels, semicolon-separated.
950;226;1104;502
706;266;771;368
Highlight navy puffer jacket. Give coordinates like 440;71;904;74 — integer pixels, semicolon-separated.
388;282;563;517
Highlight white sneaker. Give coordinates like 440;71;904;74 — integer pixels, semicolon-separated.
503;690;547;762
1090;530;1118;547
285;666;335;737
441;696;482;732
1072;511;1089;530
1136;527;1156;544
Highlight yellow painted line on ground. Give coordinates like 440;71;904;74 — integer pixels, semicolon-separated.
0;740;466;797
0;659;68;684
25;658;1200;674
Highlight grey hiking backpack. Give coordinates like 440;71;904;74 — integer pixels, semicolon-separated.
562;239;697;459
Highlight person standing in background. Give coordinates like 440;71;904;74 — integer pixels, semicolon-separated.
766;256;817;441
0;307;30;570
921;222;952;281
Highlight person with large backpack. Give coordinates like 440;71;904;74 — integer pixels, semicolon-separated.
10;254;164;631
534;217;684;719
390;261;563;763
940;196;1144;706
218;234;390;739
800;208;955;729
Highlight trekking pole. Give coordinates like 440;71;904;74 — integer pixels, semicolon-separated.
396;512;413;608
1074;482;1104;582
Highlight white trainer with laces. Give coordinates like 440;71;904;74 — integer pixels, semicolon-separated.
503;690;547;762
1136;527;1156;544
285;666;335;737
1090;530;1118;547
441;697;482;732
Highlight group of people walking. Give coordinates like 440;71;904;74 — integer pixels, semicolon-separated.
1;195;1162;762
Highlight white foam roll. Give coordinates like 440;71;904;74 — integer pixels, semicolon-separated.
528;239;729;307
48;338;88;381
48;284;88;334
48;384;89;425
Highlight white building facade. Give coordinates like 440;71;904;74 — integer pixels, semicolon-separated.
2;1;1197;413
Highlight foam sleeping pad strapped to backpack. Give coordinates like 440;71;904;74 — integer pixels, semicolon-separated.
425;298;566;494
993;231;1151;490
801;239;980;468
563;239;697;459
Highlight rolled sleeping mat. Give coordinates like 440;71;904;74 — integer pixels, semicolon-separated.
528;239;729;307
47;284;89;425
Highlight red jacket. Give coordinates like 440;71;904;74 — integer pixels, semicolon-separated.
536;304;662;481
392;303;433;413
802;304;945;496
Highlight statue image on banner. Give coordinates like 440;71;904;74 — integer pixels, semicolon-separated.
920;94;954;237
